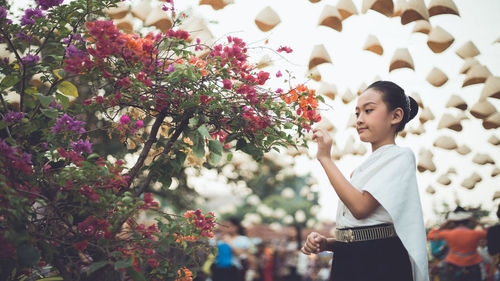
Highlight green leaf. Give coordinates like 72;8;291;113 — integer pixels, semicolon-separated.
0;121;8;130
53;69;64;80
40;108;59;119
114;259;132;270
56;93;70;110
189;117;199;126
192;132;205;158
197;125;211;139
57;81;78;97
126;267;147;281
224;133;238;144
284;123;294;129
37;278;63;281
226;153;233;161
236;138;247;150
16;243;40;267
208;139;223;165
87;261;109;276
0;75;19;89
67;214;73;225
35;93;54;108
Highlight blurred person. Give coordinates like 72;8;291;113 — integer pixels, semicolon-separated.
301;81;428;281
211;241;239;281
427;208;487;281
487;205;500;281
222;218;253;281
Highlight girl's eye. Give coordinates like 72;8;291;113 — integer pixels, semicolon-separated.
365;109;373;113
355;113;359;117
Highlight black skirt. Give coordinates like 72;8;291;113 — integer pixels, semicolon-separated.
330;226;413;281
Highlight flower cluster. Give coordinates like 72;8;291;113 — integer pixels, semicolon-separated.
279;85;321;130
184;210;215;238
175;267;193;281
2;111;26;123
51;113;86;134
57;147;84;167
141;193;160;209
21;8;44;26
78;216;113;239
79;184;100;202
36;0;64;10
71;139;93;154
0;139;33;175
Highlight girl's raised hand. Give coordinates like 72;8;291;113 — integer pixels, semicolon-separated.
301;232;327;255
312;128;332;160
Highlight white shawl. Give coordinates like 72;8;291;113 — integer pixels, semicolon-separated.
348;144;429;281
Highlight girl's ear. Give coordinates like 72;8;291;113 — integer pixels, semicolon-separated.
390;107;404;125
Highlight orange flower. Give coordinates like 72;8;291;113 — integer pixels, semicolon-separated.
176;267;193;281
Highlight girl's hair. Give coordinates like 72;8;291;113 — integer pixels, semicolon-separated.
366;80;419;133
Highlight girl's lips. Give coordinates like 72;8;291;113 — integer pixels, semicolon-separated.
357;128;367;134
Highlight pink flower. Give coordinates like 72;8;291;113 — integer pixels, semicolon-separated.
119;115;130;125
276;70;282;78
135;120;144;129
147;258;160;267
277;45;293;53
222;79;232;90
73;240;88;251
275;88;283;94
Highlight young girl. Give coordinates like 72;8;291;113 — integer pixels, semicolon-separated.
301;81;429;281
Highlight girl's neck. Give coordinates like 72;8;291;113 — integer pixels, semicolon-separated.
371;139;396;152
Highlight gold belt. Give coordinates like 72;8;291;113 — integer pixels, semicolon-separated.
335;224;397;243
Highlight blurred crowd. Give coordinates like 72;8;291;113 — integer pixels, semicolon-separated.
195;204;500;281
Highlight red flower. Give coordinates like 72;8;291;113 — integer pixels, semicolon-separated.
147;258;160;267
73;240;88;251
222;79;232;90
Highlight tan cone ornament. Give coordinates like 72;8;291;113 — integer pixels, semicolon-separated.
427;67;448;87
433;135;458;150
483;112;500;129
463;64;491;87
412;20;431;34
456;41;480;59
470;99;496;119
427;26;455;53
446;95;467;110
363;34;384;55
255;6;281;32
144;9;173;33
437;113;462;131
337;0;359;20
308;44;332;70
428;0;460;17
459;58;479;74
401;0;429;25
480;76;500;100
318;5;343;32
389;48;415;72
362;0;394;17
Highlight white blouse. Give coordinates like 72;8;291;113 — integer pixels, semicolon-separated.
335;144;429;281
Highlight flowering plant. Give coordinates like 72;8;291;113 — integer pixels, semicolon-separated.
0;0;322;280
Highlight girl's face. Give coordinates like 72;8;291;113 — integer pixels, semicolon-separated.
355;88;401;144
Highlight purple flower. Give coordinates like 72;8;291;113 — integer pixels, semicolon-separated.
65;44;86;59
40;142;48;149
36;0;64;10
134;120;143;129
15;32;32;42
3;111;26;123
20;152;32;164
0;6;7;20
21;8;44;26
51;113;86;134
166;64;175;73
119;115;130;125
22;54;40;65
48;100;63;110
71;139;93;154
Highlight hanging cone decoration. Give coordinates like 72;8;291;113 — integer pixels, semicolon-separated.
428;0;460;17
317;119;336;132
459;58;479;74
470;99;496;119
455;111;468;121
437;174;451;185
389;48;415;72
363;34;384;55
343;135;356;155
472;153;495;165
419;107;435;124
318;5;343;32
332;145;343;161
417;149;436;173
337;0;359;20
256;54;273;69
255;6;281;32
437;113;462;131
462;64;491;87
308;44;332;70
426;67;448;87
412;20;431;34
456;144;471;155
307;67;322;81
309;0;322;2
494;37;500;44
362;0;394;17
447;167;457;174
392;0;406;17
401;0;429;25
480;76;500;100
342;89;355;104
357;82;367;96
492;167;500;177
461;177;476;189
433;135;457;150
494;191;500;200
354;143;367;155
131;0;151;21
446;95;467;110
180;16;214;44
426;185;436;194
115;14;135;33
410;92;424;108
427;26;454;53
199;0;234;10
144;9;173;33
399;130;407;138
318;82;337;100
483;112;500;129
104;1;130;19
488;135;500;145
409;123;425;135
456;41;480;59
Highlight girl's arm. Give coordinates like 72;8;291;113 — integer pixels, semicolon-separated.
312;128;379;220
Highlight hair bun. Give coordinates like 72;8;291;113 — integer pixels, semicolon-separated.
407;96;419;121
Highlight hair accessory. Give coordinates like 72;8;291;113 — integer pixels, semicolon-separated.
405;95;411;115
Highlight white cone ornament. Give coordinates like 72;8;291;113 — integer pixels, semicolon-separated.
389;48;415;72
255;6;281;32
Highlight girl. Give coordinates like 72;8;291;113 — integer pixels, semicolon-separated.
301;81;429;281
